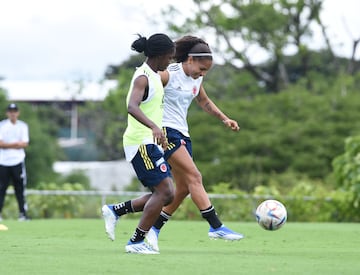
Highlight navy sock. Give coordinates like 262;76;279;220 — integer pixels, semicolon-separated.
201;206;222;229
153;211;171;230
130;227;147;243
112;200;133;216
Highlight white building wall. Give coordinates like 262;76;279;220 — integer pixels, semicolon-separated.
53;160;136;191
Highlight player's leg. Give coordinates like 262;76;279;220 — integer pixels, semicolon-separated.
152;145;213;227
148;146;222;249
169;146;212;209
146;145;196;250
130;177;173;239
102;144;169;241
125;177;174;254
102;193;151;241
126;144;174;254
150;145;244;243
0;165;11;220
167;147;225;229
11;162;28;221
170;145;244;241
161;164;190;213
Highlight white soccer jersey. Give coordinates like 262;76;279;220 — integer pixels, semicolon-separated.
162;63;203;137
0;119;29;166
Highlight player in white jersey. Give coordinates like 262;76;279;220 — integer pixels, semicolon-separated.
0;103;29;221
146;36;244;252
161;62;203;136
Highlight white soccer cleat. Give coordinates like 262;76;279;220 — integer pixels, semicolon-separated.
125;241;160;254
146;226;160;252
208;225;244;241
18;213;30;222
101;205;118;241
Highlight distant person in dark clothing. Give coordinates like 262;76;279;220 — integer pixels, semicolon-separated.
0;103;29;221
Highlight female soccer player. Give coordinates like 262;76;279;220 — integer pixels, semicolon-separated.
146;35;244;251
101;33;175;254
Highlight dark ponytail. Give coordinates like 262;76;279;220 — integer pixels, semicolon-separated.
131;33;174;57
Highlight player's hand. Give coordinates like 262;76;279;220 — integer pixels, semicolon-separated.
223;119;240;131
152;126;168;150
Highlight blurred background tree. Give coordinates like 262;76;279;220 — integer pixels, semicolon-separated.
159;0;359;92
99;0;360;193
1;0;360;196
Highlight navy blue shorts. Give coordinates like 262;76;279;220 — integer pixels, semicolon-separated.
131;144;172;187
163;127;192;161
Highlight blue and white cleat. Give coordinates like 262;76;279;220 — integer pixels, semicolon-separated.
146;226;160;252
101;205;118;241
125;241;160;254
208;225;244;241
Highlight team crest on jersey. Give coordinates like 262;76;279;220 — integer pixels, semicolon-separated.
192;86;197;95
160;163;167;173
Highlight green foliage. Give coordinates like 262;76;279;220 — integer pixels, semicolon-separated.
203;64;266;99
332;135;360;210
1;182;88;219
0;88;8;105
159;0;345;92
188;79;360;191
251;179;359;222
98;2;360;175
99;54;360;219
57;170;91;190
139;178;358;222
30;182;87;219
3;177;358;221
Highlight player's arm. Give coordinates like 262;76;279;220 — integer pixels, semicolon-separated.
14;141;29;148
0;140;28;149
127;75;167;148
195;85;240;131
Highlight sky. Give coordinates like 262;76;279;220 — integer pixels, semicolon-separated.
0;0;359;82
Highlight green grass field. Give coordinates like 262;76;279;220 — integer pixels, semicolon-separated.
0;219;359;275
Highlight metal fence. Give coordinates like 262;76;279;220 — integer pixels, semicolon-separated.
7;189;242;206
7;189;330;206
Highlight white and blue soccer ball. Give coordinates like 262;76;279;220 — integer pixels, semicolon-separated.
255;199;287;231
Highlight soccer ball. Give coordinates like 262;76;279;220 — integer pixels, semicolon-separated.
255;199;287;231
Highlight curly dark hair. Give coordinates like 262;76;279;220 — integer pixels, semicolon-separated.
174;35;212;63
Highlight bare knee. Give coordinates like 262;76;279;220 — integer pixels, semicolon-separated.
157;179;174;206
175;183;190;198
188;169;202;187
164;197;173;206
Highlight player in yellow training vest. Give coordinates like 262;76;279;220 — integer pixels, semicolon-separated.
102;33;175;254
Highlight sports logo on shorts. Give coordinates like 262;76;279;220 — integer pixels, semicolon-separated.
160;163;167;173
